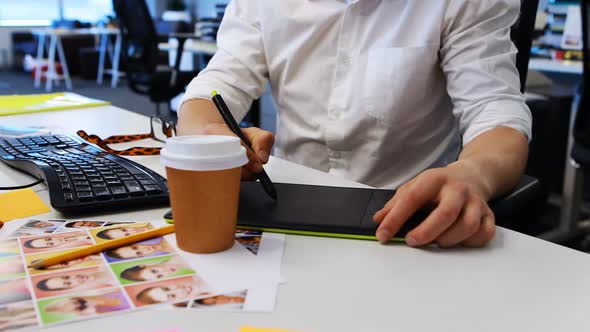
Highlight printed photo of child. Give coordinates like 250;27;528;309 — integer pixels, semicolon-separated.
110;255;195;285
26;251;104;276
0;301;38;331
9;220;65;238
31;266;118;299
191;290;247;311
0;279;31;305
90;223;152;243
19;231;94;254
103;237;173;263
37;288;131;325
235;230;262;255
0;240;20;258
65;221;104;229
0;256;25;281
125;275;210;307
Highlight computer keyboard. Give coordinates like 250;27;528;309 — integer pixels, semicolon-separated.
0;134;169;213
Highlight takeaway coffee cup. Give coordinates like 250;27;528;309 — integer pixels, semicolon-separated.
161;135;248;253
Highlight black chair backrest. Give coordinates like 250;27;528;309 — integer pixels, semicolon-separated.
112;0;159;76
572;0;590;164
511;0;540;92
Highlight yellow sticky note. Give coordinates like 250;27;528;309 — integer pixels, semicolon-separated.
240;327;298;332
0;189;51;221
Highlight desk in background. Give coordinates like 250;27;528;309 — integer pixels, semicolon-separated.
158;38;217;72
1;106;590;331
529;58;583;75
31;28;122;92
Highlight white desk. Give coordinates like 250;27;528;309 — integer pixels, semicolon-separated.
31;28;122;91
1;106;590;331
159;39;217;73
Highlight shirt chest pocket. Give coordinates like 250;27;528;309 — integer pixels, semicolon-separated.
362;46;438;126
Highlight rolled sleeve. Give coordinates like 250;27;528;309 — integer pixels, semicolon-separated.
441;0;532;145
180;0;269;121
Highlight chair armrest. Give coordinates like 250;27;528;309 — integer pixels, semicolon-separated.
488;174;542;222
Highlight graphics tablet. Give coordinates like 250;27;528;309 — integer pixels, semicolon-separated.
165;182;429;242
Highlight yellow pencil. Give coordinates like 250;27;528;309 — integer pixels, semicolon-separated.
28;224;175;269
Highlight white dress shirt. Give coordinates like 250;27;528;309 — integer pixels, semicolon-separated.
181;0;532;189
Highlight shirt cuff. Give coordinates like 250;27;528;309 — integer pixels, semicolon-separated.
462;100;532;145
180;77;250;122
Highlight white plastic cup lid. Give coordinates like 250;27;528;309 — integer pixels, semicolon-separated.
160;135;248;171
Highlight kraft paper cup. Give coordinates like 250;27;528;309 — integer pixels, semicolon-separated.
161;135;248;253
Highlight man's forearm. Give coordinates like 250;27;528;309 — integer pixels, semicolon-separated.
177;99;226;136
449;127;529;201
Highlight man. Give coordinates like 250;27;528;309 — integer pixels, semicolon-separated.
178;1;532;247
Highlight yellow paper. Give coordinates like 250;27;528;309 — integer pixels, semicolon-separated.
0;189;51;221
0;92;110;116
240;327;298;332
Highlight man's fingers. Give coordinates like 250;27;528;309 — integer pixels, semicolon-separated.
241;167;258;181
244;147;263;174
461;210;496;248
434;195;485;248
404;185;467;246
243;127;275;164
375;176;443;243
373;194;398;223
202;123;268;179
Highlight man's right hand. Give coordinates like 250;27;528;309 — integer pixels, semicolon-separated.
201;123;275;180
177;99;275;180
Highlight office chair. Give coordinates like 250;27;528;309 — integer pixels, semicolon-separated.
112;0;198;115
541;0;589;243
512;0;541;93
490;0;543;227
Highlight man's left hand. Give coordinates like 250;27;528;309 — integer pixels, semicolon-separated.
372;166;496;248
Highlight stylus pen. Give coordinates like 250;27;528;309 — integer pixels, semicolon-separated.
211;90;278;200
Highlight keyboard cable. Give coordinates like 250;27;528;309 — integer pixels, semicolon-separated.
0;179;44;190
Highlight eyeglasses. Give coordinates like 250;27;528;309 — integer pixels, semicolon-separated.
76;116;175;156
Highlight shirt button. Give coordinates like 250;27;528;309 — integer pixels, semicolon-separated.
329;151;341;159
329;110;340;120
340;55;351;66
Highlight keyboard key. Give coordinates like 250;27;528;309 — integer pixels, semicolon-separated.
143;185;162;194
139;179;155;186
94;188;112;200
109;186;128;197
61;183;72;191
106;179;121;185
135;174;151;180
74;181;90;186
123;181;144;196
64;192;74;202
119;175;134;181
77;191;94;202
75;185;91;192
92;182;107;188
71;175;86;180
